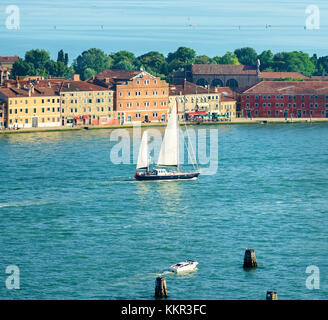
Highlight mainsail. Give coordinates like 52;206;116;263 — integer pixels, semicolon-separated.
157;101;179;167
136;131;149;170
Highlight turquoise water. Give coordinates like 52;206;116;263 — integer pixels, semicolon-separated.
0;124;327;300
1;0;328;58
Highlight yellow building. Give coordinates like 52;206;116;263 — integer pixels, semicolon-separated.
169;81;237;120
59;76;115;126
0;76;115;129
0;82;61;129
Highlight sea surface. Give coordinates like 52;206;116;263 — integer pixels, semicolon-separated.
1;0;328;59
0;123;327;300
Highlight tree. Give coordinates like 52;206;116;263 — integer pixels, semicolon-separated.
57;50;64;63
167;47;196;70
57;50;69;66
313;55;328;75
112;60;135;70
137;51;168;75
234;47;258;65
195;55;212;64
212;56;221;64
258;50;273;71
273;51;316;76
83;68;97;80
219;51;240;65
11;60;35;77
25;49;51;70
73;48;113;80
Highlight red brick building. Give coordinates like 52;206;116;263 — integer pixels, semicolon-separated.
90;69;169;124
240;81;328;119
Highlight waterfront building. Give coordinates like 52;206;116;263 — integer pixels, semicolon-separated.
171;62;308;91
171;63;260;90
0;75;115;129
90;69;169;124
0;56;19;71
58;75;115;126
169;81;237;120
240;81;328;119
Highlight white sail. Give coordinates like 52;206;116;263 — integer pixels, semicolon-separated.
136;131;149;170
157;102;179;167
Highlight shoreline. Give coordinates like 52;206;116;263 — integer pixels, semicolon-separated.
1;118;328;135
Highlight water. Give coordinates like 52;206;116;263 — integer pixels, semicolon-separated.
0;123;327;300
1;0;328;59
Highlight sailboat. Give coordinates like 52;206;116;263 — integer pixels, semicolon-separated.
134;101;200;181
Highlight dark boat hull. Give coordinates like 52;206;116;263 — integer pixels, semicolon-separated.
135;172;199;181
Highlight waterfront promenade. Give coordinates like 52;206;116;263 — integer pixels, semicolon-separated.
1;118;328;135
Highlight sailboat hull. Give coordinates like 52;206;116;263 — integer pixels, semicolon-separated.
135;172;200;181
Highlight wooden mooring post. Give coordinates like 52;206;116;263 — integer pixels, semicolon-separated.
243;248;257;269
266;291;278;300
155;277;167;298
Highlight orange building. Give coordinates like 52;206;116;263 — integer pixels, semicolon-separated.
91;69;169;124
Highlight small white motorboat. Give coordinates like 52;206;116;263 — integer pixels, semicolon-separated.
169;260;199;273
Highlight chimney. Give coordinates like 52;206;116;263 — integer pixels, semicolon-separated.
5;82;11;88
105;77;110;83
48;82;51;88
73;74;80;81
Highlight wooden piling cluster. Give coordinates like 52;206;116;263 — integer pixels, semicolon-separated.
154;276;167;298
266;291;278;300
153;250;278;300
243;248;258;269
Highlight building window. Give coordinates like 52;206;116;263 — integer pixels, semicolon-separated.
267;110;271;115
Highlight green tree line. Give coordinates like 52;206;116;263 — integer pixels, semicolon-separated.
11;47;328;81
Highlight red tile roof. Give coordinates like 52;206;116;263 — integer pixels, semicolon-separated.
260;72;308;80
192;64;258;75
169;81;233;97
0;56;19;63
95;69;142;80
0;80;110;98
242;81;328;94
